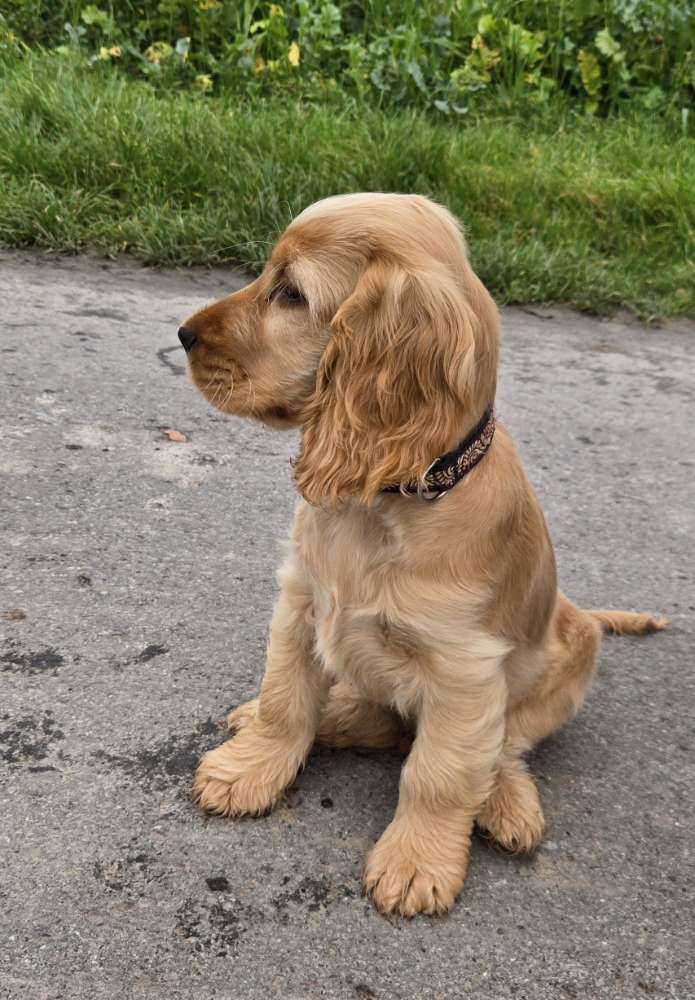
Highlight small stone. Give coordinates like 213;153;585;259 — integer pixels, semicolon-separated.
163;428;188;443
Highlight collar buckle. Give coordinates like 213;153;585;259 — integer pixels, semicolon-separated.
417;456;446;501
418;487;446;502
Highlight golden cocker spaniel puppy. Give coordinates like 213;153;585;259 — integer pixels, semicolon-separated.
179;193;664;917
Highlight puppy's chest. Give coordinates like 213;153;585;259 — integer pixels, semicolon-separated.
293;504;489;710
298;504;401;615
297;507;418;702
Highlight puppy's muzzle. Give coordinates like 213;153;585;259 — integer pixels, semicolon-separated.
178;326;198;353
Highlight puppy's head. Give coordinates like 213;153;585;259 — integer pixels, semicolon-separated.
181;193;499;504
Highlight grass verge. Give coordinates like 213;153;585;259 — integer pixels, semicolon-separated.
1;51;693;318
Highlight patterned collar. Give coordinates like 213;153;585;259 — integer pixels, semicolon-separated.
382;406;496;502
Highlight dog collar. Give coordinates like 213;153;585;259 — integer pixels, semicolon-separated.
382;406;496;502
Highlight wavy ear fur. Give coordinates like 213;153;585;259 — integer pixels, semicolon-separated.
294;257;498;505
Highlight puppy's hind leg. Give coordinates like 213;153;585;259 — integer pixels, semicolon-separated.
316;681;404;750
225;681;405;751
479;597;602;853
226;698;259;733
477;750;545;854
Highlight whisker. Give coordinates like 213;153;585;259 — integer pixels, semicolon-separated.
245;376;257;413
220;373;236;412
209;371;228;407
201;372;219;397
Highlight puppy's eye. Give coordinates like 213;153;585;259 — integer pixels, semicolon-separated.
270;283;306;306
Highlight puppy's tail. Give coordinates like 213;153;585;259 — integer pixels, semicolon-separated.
587;608;668;636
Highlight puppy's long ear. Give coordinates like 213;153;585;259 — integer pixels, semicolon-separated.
294;258;498;504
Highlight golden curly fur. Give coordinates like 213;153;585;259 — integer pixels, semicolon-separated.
181;193;665;917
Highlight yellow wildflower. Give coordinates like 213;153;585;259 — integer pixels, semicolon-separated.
288;41;300;67
98;46;121;61
255;57;266;76
195;73;213;91
144;41;173;64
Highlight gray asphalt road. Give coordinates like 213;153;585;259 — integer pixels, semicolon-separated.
1;252;694;1000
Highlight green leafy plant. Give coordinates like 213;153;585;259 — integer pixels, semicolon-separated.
1;1;692;114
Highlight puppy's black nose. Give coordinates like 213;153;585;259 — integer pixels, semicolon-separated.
178;326;198;353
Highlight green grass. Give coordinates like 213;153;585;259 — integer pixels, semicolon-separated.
1;50;694;318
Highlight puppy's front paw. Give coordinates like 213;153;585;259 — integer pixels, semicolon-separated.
363;823;467;917
192;728;296;817
477;767;545;854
